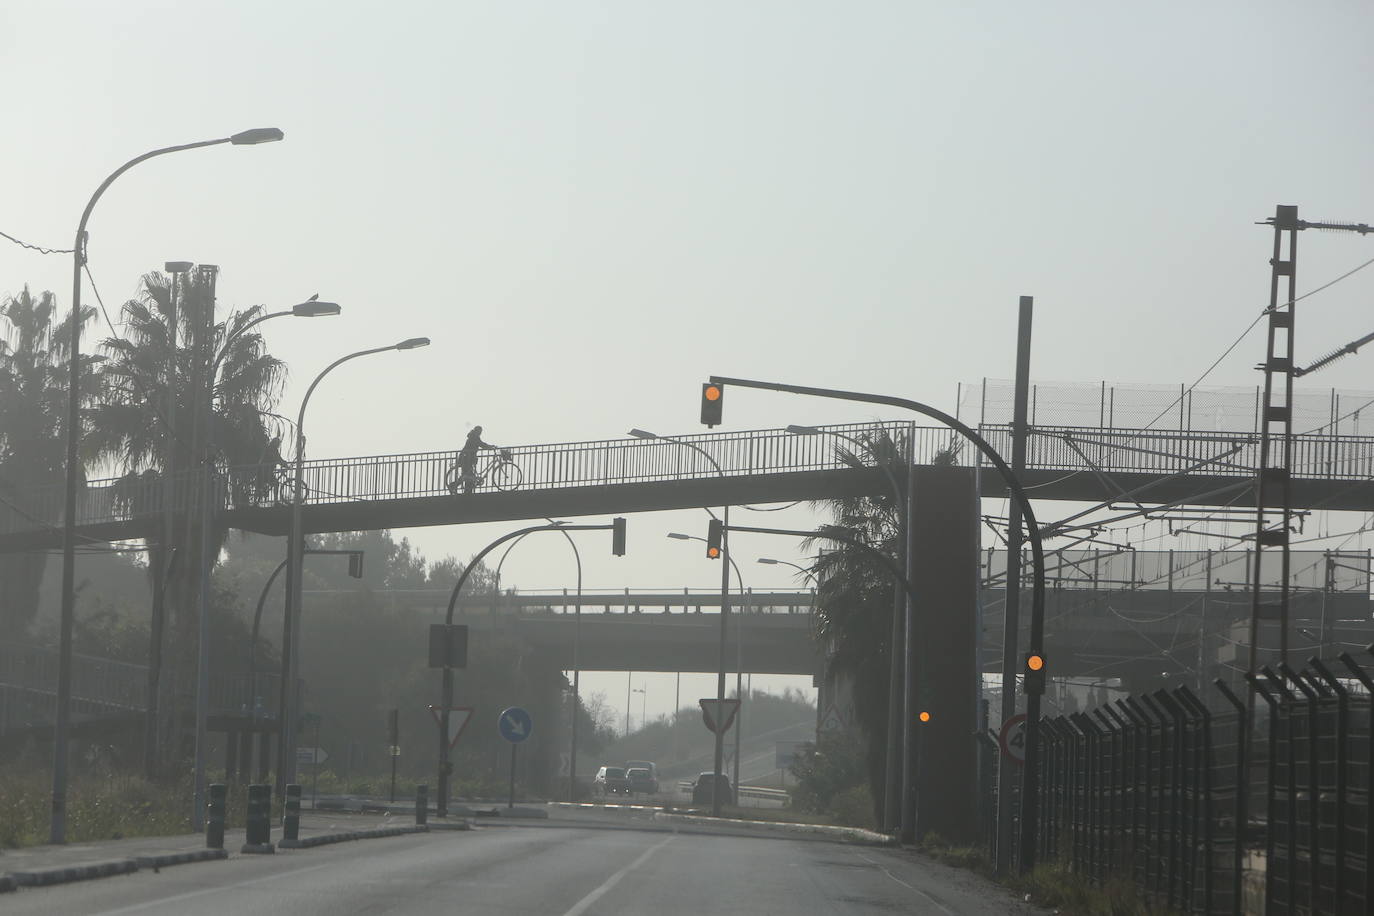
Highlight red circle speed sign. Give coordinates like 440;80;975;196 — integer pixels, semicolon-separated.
998;713;1028;765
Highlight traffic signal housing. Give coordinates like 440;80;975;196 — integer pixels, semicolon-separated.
1023;652;1047;695
700;382;723;427
611;517;627;556
705;518;723;559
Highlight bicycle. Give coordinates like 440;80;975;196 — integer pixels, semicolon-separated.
445;448;522;495
270;465;310;506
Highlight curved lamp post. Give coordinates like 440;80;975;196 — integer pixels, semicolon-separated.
279;337;430;790
52;126;284;844
708;373;1047;864
630;428;734;816
787;422;908;832
492;519;585;801
436;520;622;817
193;298;339;827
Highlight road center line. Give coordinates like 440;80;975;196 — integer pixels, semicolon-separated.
853;851;958;916
560;834;675;916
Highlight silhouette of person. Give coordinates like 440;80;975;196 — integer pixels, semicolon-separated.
456;425;494;493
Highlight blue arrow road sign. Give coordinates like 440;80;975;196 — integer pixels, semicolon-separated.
498;706;532;744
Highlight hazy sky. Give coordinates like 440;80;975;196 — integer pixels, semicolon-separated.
4;1;1373;725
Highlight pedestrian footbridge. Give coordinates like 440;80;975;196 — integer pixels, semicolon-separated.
4;421;1374;552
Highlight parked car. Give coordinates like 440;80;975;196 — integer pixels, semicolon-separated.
625;767;657;795
691;771;734;806
594;765;630;796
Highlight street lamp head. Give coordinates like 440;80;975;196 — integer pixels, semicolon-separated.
229;127;285;145
395;337;431;350
164;260;194;273
666;532;691;540
786;424;821;436
292;301;341;318
756;557;779;565
628;429;657;440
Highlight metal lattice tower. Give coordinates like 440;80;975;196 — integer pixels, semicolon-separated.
1249;205;1300;674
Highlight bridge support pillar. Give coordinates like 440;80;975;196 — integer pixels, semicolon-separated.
910;465;980;845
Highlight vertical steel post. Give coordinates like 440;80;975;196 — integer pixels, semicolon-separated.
192;264;218;831
711;506;730;816
996;295;1033;872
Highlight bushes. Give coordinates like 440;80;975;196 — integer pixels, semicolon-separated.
788;733;876;829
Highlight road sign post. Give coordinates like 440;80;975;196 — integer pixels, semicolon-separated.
499;707;532;810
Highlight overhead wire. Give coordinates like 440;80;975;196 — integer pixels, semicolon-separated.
0;228;74;255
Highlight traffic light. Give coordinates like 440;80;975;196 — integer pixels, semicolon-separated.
611;517;627;556
705;518;723;559
1023;652;1047;695
700;382;724;427
917;710;932;724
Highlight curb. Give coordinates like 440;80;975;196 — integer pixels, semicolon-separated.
652;812;898;846
135;849;229;870
547;802;663;814
426;820;473;831
474;806;548;820
280;825;427;849
9;858;139;887
240;842;276;854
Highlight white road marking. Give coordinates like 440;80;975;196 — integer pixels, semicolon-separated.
92;860;342;916
854;851;959;916
560;834;675;916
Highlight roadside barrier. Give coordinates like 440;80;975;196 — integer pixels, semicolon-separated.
416;785;428;825
205;783;226;849
241;783;275;853
279;784;302;847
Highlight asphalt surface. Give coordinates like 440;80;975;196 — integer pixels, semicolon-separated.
4;816;1041;915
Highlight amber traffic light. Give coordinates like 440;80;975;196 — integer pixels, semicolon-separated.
918;710;931;723
706;518;723;559
700;382;723;427
1023;652;1047;695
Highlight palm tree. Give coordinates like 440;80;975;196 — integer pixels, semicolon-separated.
0;287;97;633
803;428;959;819
88;268;288;770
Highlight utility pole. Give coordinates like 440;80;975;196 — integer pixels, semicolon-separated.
996;296;1033;873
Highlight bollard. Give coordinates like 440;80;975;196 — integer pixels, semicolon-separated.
240;783;275;853
206;783;227;849
279;784;302;848
415;784;428;825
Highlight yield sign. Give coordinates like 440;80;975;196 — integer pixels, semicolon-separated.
429;705;474;750
699;698;740;734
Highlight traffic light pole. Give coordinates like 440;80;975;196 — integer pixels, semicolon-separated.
707;375;1047;863
437;520;623;817
711;505;730;816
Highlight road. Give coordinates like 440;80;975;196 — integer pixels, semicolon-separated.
5;815;1039;915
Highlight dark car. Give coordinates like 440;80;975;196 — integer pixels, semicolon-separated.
594;765;630;796
691;771;734;806
625;767;657;795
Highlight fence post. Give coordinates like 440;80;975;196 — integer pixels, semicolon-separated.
1250;671;1287;908
279;784;301;847
1167;688;1201;911
1337;652;1374;912
1175;686;1214;914
415;784;428;826
1125;696;1155;895
1280;662;1322;913
1310;658;1347;914
1141;692;1176;907
1212;679;1246;916
205;783;226;849
1094;709;1122;878
241;783;274;853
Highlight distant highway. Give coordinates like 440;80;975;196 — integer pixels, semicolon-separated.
5;810;1038;915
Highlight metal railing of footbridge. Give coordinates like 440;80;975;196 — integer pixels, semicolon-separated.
5;421;1374;538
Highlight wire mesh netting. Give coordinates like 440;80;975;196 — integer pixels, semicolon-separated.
963;380;1374;436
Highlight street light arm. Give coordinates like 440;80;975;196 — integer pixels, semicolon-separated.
74;138;241;257
296;344;400;451
730;523;917;607
445;523;613;626
711;374;1045;644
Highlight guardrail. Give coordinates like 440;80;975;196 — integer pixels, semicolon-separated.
676;780;790;805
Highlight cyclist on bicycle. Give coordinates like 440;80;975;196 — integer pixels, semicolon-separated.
456;425;495;494
255;435;288;501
